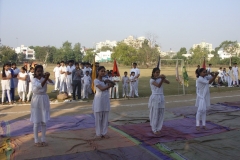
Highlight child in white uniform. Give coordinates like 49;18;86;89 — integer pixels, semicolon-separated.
27;67;34;102
232;63;239;86
129;72;136;98
17;67;28;102
195;68;218;130
107;71;113;98
82;71;91;99
53;62;60;91
228;66;234;87
148;68;170;134
122;71;129;98
111;72;120;99
1;64;12;105
59;61;67;93
30;65;54;147
92;66;114;139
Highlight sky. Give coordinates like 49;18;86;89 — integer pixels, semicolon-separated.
0;0;239;51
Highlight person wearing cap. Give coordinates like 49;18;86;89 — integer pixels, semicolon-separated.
130;62;140;97
232;63;239;86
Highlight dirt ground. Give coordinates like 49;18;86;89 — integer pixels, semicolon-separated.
1;90;239;122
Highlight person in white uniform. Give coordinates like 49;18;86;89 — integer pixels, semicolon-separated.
17;67;28;102
83;62;92;76
130;63;140;97
92;66;114;139
227;66;234;87
30;65;54;147
129;72;136;98
53;62;61;91
111;72;120;99
107;71;113;98
1;63;12;105
27;67;34;102
82;71;91;99
232;63;239;86
59;61;67;93
195;68;218;131
122;71;129;98
148;68;170;135
66;60;75;96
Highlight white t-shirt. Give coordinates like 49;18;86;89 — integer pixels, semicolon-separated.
130;68;140;79
122;76;129;86
112;76;120;85
59;66;67;78
66;65;75;78
82;75;91;85
53;66;61;78
232;66;238;75
83;67;92;75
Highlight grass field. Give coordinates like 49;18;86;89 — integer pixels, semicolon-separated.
42;63;240;100
1;62;239;102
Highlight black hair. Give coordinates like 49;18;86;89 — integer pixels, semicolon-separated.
209;64;212;66
11;62;16;66
60;61;65;63
197;65;200;67
2;64;9;77
196;68;206;78
124;71;127;74
21;66;27;72
133;62;137;65
131;72;135;75
151;68;160;79
97;66;105;78
30;67;34;70
34;65;43;78
75;62;79;65
57;62;60;65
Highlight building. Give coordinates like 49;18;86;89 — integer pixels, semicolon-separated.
193;41;213;52
15;45;35;59
218;49;231;59
95;50;112;62
95;40;117;51
123;36;146;49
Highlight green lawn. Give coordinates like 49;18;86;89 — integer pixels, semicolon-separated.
1;63;239;102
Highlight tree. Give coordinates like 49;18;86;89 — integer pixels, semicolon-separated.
111;42;138;65
73;43;83;62
216;41;239;56
189;46;208;65
98;46;113;52
172;47;187;61
138;39;160;67
0;46;18;63
83;48;96;62
17;53;25;62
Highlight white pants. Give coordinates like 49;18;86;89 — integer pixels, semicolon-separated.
54;77;60;90
135;79;139;96
33;122;46;143
19;91;26;101
129;83;135;97
228;77;232;86
66;76;73;95
122;85;128;97
149;107;164;132
27;82;33;101
2;90;11;103
59;76;66;92
112;85;119;98
196;111;206;126
233;74;239;85
94;111;109;136
83;84;90;98
109;87;112;98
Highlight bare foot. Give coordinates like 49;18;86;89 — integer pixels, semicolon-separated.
196;126;200;131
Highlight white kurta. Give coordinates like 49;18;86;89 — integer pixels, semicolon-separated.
111;76;120;98
148;78;165;132
1;70;11;90
130;68;140;96
122;76;129;97
82;75;91;98
18;72;28;92
30;77;54;123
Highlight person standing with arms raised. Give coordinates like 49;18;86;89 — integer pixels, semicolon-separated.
130;62;140;97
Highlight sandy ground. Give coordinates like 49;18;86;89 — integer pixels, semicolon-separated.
1;90;240;122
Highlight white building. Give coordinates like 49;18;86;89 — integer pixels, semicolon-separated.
123;36;146;49
15;45;35;59
95;50;112;62
218;49;231;59
95;40;117;50
193;41;213;52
